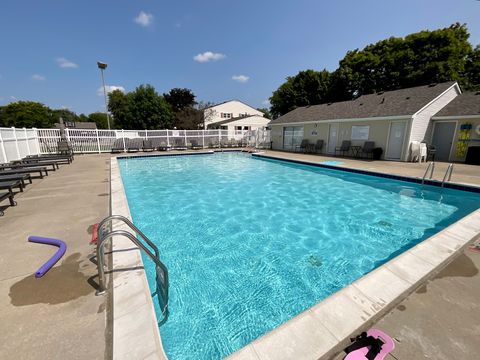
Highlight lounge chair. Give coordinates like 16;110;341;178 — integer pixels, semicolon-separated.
172;138;187;150
335;140;351;156
126;138;142;153
0;174;32;187
295;139;310;153
0;190;17;216
26;154;73;163
1;161;58;171
111;139;125;153
142;140;155;152
190;140;202;150
315;140;324;154
14;157;70;165
0;179;24;193
0;167;48;178
361;141;375;159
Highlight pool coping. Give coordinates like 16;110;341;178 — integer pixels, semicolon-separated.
110;152;480;360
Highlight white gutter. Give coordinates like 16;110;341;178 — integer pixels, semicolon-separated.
432;115;480;120
269;115;412;126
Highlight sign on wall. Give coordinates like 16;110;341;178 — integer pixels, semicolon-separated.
351;125;369;140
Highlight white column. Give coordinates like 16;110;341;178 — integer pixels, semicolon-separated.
184;131;187;147
218;130;221;148
12;127;21;159
96;129;101;153
24;127;31;155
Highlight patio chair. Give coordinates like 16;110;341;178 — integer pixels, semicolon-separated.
172;138;187;150
142;140;155;152
335;140;351;156
0;191;16;216
361;141;375;159
0;174;32;187
295;139;310;153
0;167;48;178
111;139;125;153
315;140;324;154
0;179;24;193
426;144;436;161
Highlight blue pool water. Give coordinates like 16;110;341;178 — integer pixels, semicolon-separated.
118;153;480;359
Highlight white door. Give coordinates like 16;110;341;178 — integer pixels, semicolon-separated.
386;122;406;160
327;123;339;154
431;122;456;161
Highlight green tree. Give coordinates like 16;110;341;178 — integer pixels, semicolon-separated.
52;109;79;124
256;108;271;119
108;89;131;129
129;85;174;129
88;112;109;129
164;88;196;112
269;70;332;118
465;45;480;91
0;101;56;128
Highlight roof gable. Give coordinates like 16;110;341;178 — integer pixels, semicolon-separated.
269;81;457;125
433;92;480;117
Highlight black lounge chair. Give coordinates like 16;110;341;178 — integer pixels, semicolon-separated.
0;167;48;178
172;138;187;150
0;179;24;193
1;161;58;171
295;139;310;153
190;140;202;150
0;174;32;186
361;141;375;159
142;140;155;152
26;154;73;163
315;140;324;154
0;190;16;216
14;157;70;166
111;139;125;153
335;140;351;156
127;138;142;152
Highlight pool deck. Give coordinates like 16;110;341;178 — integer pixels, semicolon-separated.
0;154;111;360
1;150;479;360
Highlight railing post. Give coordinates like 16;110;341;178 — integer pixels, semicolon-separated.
166;130;170;147
218;130;221;148
184;130;187;148
23;127;31;155
122;129;126;152
145;129;148;140
202;130;205;148
33;128;41;155
65;128;70;142
0;129;7;163
96;129;101;153
12;127;21;159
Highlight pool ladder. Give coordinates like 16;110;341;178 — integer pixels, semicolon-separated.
95;215;169;323
441;163;454;188
421;162;435;185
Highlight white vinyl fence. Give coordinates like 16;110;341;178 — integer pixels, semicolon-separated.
0;127;271;164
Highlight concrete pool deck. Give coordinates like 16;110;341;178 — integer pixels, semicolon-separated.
1;150;479;359
0;154;111;360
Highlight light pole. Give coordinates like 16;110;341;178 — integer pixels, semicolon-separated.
97;61;111;130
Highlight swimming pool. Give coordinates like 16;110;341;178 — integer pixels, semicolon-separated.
118;153;480;359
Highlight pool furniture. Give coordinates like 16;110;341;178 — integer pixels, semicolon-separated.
14;157;70;166
350;145;362;158
361;141;375;159
314;140;324;154
142;140;155;152
111;139;125;153
27;236;67;278
57;140;73;156
1;161;58;171
127;139;142;153
190;140;202;150
335;140;351;156
0;167;48;178
0;180;24;193
427;144;436;161
26;154;73;163
0;190;16;216
172;138;187;150
0;174;32;186
295;139;310;153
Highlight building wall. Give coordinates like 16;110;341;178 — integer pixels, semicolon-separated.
204;101;264;127
222;115;270;134
271;119;403;159
432;117;480;162
408;85;460;160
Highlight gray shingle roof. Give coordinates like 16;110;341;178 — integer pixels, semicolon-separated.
433;92;480;117
269;81;457;125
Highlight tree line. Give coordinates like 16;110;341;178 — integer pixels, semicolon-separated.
269;23;480;118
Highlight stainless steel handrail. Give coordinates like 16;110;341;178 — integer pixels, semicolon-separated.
95;216;169;319
421;161;435;185
441;163;454;187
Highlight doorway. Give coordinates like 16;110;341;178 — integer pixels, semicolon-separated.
431;122;456;161
386;122;406;160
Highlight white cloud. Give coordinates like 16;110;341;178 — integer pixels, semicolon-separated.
232;75;249;83
32;74;46;81
56;57;78;69
134;11;154;27
97;85;125;96
193;51;226;63
262;99;270;106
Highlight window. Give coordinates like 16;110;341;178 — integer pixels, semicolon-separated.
351;125;370;140
235;126;242;131
283;126;304;150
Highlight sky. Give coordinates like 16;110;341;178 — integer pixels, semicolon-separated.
0;0;479;115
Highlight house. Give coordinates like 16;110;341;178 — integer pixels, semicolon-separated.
204;100;269;134
431;92;480;164
268;82;462;161
54;121;97;129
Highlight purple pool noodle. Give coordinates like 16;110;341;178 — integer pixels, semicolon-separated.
28;236;67;278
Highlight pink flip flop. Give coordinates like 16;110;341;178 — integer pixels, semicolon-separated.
344;328;395;360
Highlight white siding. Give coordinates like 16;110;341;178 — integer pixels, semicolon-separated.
222;115;270;132
406;85;460;160
204;100;264;127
